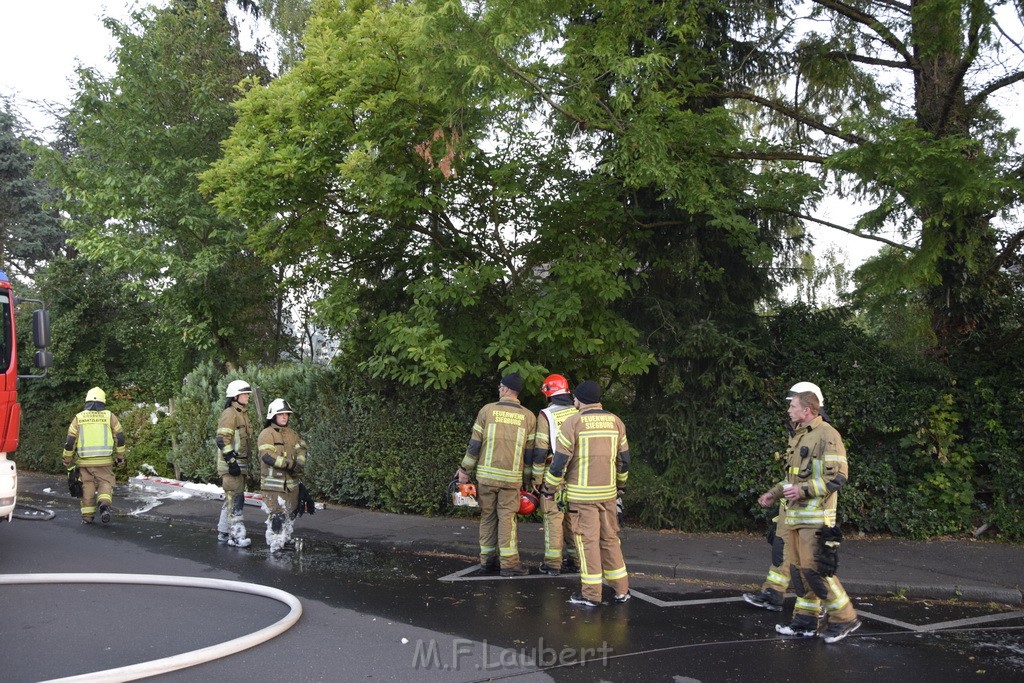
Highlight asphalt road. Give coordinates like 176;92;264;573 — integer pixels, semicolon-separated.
1;491;1023;682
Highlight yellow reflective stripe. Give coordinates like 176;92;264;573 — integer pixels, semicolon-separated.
81;505;97;514
796;597;820;610
78;456;114;467
808;478;827;496
603;566;627;580
480;545;496;553
822;454;846;464
766;569;788;589
581;572;603;585
566;484;617;500
823;577;851;611
544;471;564;487
788;466;800;474
477;466;521;483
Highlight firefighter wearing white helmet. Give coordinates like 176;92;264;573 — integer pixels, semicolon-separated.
214;379;254;547
62;387;126;524
744;381;828;612
258;398;308;552
757;387;861;643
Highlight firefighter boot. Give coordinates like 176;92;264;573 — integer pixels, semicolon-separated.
99;502;112;524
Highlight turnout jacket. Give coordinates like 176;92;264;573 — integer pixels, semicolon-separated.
544;402;630;503
258;424;308;493
460;396;537;489
530;395;578;489
769;415;848;528
62;403;126;468
215;403;254;476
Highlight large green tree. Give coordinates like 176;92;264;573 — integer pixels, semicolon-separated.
0;100;66;276
720;0;1024;354
204;0;804;397
46;0;285;368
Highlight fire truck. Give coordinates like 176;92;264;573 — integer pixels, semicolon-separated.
0;269;51;522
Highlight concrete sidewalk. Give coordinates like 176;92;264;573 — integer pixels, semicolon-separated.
17;472;1024;605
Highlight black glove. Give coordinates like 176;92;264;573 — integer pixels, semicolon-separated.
227;459;242;477
765;520;777;546
816;525;843;577
67;467;83;498
616;496;624;525
222;450;238;462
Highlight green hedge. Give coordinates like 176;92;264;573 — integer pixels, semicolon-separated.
18;304;1024;541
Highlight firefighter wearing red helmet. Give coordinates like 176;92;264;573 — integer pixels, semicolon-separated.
543;380;631;606
530;373;579;576
455;372;536;576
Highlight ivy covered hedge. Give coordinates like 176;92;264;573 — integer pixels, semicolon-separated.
18;305;1024;541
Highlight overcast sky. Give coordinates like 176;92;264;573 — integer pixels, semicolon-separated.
0;2;157;132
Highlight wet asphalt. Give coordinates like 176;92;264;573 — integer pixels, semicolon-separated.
1;483;1023;681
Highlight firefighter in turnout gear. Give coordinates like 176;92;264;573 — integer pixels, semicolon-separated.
530;373;579;576
543;381;630;606
758;390;862;643
215;379;254;548
456;372;537;576
744;382;826;613
62;387;126;524
259;398;308;552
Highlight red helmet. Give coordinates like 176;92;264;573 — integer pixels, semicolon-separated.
518;490;539;515
540;374;570;397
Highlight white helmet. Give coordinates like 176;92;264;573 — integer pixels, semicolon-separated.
226;380;252;398
787;381;824;406
266;398;294;420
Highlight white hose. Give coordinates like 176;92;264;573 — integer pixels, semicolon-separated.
0;573;302;682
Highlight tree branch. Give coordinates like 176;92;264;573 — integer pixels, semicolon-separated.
825;51;914;70
812;0;918;69
968;70;1024;110
720;150;829;164
770;208;916;251
718;90;866;144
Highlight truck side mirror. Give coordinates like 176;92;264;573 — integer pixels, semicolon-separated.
35;350;52;370
33;309;51;349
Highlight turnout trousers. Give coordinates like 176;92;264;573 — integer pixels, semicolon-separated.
477;483;521;569
783;526;857;624
540;496;577;565
569;500;628;602
80;465;114;522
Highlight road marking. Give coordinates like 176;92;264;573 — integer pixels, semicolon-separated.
438;567;1024;633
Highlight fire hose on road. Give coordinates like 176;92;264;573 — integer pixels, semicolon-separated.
0;573;302;682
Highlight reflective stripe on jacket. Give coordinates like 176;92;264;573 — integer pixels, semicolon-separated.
771;415;849;528
66;410;125;467
460;398;537;488
216;404;253;475
545;403;630;503
259;425;307;492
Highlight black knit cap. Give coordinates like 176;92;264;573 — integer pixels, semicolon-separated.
500;372;523;393
574;380;602;404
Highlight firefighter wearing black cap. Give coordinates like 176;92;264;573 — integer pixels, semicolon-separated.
531;373;579;575
758;390;861;643
259;398;308;552
62;387;126;524
543;380;630;606
456;372;537;576
215;379;254;547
